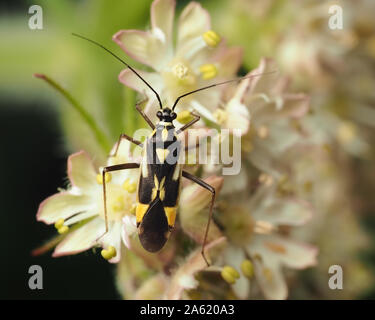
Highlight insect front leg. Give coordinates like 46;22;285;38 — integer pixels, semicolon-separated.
182;170;216;267
110;133;142;158
97;163;140;242
176;112;200;134
135;99;155;129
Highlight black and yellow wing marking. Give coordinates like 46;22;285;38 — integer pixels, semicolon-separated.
135;124;182;252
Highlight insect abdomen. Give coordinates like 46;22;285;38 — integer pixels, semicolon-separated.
138;197;169;252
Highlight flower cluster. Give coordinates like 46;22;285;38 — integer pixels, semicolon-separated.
36;0;319;300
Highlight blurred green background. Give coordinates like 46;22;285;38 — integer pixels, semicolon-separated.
1;0;374;299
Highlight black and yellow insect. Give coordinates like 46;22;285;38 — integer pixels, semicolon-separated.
72;34;271;265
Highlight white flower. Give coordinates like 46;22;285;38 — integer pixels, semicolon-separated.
113;0;242;123
242;58;310;176
219;184;317;300
37;140;139;263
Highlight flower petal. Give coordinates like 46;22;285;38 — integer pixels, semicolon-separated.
226;99;250;134
68;151;97;190
113;30;170;70
216;46;243;78
247;234;318;299
252;255;287;300
118;68;163;98
252;194;313;227
37;192;91;224
52;217;104;257
99;221;123;263
268;235;318;270
135;274;169;300
177;2;210;46
254;94;310;123
151;0;175;43
221;169;247;195
166;237;226;300
247;58;279;96
122;215;137;249
179;176;223;244
248;141;288;177
223;246;250;299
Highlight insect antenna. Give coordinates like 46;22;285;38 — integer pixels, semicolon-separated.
72;33;163;109
172;70;278;111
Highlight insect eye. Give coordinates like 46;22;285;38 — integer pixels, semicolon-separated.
157;111;163;118
171;112;177;120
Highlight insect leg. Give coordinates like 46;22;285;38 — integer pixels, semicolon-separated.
176;112;200;135
135;99;155;129
110;133;142;158
182;170;216;267
97;163;140;242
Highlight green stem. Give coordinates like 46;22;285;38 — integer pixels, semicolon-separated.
34;73;111;152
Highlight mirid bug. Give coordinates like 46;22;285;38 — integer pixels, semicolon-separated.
72;33;275;265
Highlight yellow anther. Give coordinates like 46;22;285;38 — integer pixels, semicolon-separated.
337;121;356;144
241;260;254;279
57;225;69;234
176;110;194;124
111;196;125;212
96;172;112;184
54;218;65;230
263;267;273;282
213;109;228;125
199;64;218;80
259;173;274;186
221;266;240;285
123;179;137;193
101;246;117;260
203;30;221;48
257;125;269;139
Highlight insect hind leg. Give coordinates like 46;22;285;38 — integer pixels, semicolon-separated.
182;170;216;267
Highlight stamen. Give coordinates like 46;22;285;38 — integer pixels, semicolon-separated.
241;260;254;279
221;266;240;284
101;245;117;260
123;179;137;193
54;218;69;234
96;172;112;184
54;218;64;229
203;30;221;48
111;196;125;212
213;109;228;125
57;225;69;234
199;64;218;80
264;241;287;254
177;110;194;124
263;267;273;282
337;121;356;144
257;125;269;139
259;173;274;186
254;220;275;234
